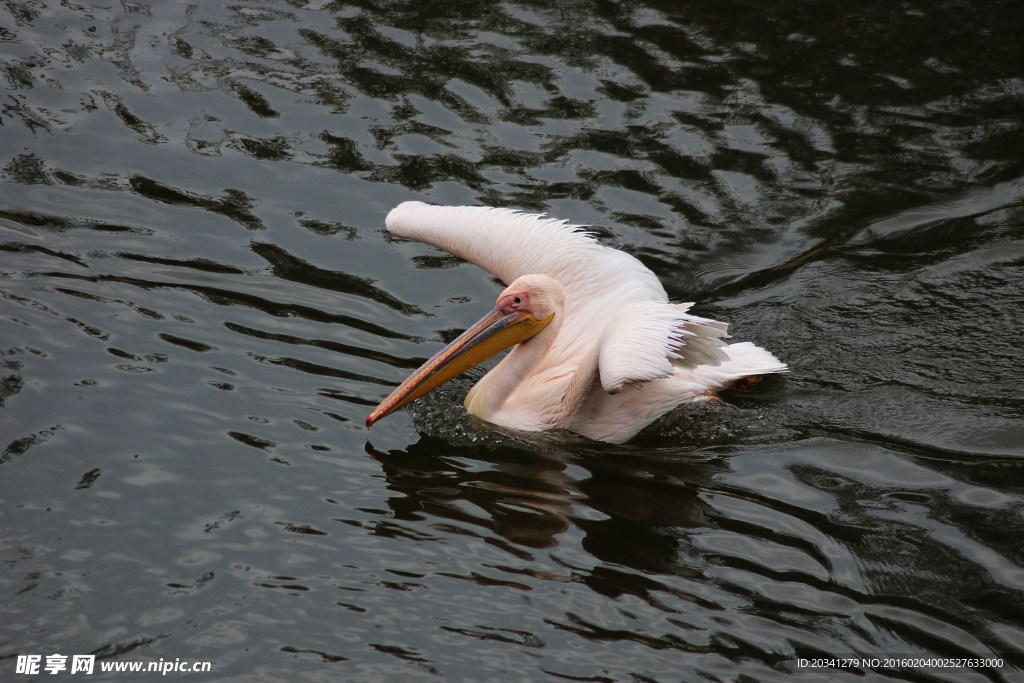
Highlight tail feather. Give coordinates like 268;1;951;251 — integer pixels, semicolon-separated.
692;341;787;390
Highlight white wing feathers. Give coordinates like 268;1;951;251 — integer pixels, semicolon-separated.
598;301;730;394
386;202;666;302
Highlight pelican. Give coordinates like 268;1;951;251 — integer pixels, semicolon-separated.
366;202;786;443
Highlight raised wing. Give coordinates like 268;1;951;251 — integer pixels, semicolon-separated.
385;202;666;307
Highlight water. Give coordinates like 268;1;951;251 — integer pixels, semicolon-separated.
2;1;1023;680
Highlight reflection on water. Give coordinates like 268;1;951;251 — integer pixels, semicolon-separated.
369;436;718;555
2;0;1023;679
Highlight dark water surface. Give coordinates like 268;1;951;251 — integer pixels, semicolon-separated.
2;1;1023;680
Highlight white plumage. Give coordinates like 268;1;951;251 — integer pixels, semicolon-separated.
372;201;786;443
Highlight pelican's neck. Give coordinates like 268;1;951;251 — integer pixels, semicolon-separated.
464;313;563;419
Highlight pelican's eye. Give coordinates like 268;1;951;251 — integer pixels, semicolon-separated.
498;290;530;313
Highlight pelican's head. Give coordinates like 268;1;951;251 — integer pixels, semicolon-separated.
494;273;563;323
366;274;560;428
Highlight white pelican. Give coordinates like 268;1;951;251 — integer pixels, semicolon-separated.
366;202;786;443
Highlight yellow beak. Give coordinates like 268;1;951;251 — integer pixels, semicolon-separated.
366;307;552;428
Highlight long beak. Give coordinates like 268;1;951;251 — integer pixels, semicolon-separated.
366;307;552;428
